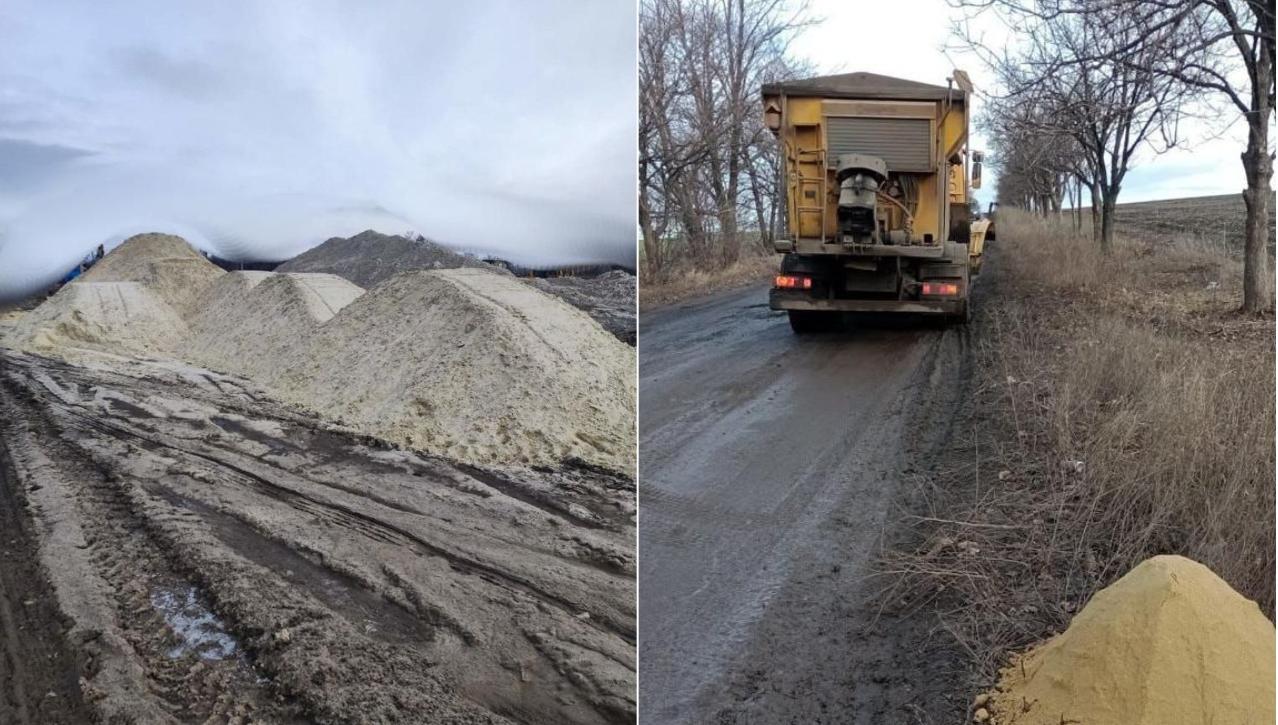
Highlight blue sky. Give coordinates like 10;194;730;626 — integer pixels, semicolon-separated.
0;0;637;300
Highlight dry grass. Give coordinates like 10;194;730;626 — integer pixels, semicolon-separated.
639;251;779;309
879;208;1275;686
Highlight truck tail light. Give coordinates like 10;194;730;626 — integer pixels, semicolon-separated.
775;274;812;290
922;281;960;297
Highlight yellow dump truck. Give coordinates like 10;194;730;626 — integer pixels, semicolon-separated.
762;71;985;331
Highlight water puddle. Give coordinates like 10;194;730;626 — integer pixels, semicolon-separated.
149;486;433;645
150;585;239;661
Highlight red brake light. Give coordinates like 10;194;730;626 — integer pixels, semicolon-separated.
922;281;960;296
775;275;812;290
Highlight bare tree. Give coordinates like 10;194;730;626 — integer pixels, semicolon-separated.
957;1;1198;252
956;0;1274;309
1098;0;1273;310
639;0;809;277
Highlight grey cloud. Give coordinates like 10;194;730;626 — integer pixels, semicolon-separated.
0;0;637;301
111;47;227;99
0;138;93;192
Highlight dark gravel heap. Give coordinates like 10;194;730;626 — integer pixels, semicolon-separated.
531;271;636;346
276;230;507;289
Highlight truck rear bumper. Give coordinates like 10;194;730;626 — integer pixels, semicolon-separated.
769;289;964;315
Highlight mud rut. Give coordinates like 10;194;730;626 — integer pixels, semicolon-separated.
0;350;635;724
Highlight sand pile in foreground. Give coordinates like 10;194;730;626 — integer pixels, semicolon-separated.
9;282;189;355
281;268;636;471
183;271;365;383
988;555;1274;725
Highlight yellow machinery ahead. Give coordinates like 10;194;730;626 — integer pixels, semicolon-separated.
762;71;985;331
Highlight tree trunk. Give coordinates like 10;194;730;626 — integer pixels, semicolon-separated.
1240;34;1274;313
1089;182;1101;242
1099;192;1116;254
639;188;661;278
1240;130;1273;312
748;166;770;251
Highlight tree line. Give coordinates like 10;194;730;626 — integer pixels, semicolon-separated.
956;0;1273;311
639;0;809;279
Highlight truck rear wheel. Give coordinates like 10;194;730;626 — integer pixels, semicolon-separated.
788;310;831;334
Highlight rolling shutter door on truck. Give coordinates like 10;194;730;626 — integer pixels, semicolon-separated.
825;116;932;172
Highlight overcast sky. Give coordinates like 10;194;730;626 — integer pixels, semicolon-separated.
0;0;637;300
789;0;1251;209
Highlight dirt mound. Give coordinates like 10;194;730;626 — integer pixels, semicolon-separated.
184;272;365;382
81;233;225;316
279;268;635;471
5;234;634;473
989;555;1275;724
5;282;188;356
530;270;636;345
276;230;507;289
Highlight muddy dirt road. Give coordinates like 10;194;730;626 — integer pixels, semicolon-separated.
639;285;967;724
0;349;635;724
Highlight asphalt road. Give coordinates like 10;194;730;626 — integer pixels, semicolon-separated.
638;285;955;724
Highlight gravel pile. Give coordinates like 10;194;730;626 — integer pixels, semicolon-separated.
276;230;508;288
531;270;636;345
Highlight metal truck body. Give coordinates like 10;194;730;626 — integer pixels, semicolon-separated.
761;71;983;331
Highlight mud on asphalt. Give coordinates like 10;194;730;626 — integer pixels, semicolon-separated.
698;327;980;725
684;268;998;725
0;348;635;724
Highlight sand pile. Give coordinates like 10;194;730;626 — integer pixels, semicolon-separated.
79;233;224;316
5;234;635;473
4;234;221;356
276;230;507;288
7;282;189;355
530;270;636;345
278;268;635;471
183;272;365;383
987;555;1275;725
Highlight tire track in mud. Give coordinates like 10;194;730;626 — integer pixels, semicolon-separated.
0;438;92;725
0;349;636;724
54;403;633;644
1;375;289;723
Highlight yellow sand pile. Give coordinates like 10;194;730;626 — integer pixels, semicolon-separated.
988;555;1274;725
